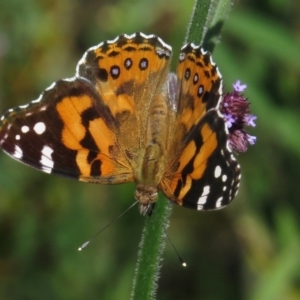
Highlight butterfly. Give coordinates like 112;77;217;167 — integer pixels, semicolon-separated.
0;32;241;215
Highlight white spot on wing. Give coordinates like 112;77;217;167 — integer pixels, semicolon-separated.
198;86;203;95
15;134;20;140
216;197;223;208
40;146;54;173
111;67;119;76
45;82;56;91
19;104;29;109
31;95;43;104
62;77;77;83
214;165;222;178
156;37;172;52
222;174;227;182
14;145;23;159
156;47;166;56
34;122;46;135
197;185;210;208
21;125;29;133
203;185;210;195
179;53;186;61
197;196;207;205
197;204;204;210
125;59;132;68
107;35;120;44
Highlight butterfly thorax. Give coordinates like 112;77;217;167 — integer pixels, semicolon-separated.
134;143;166;215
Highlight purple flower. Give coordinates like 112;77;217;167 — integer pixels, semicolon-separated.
233;80;247;93
223;113;235;128
247;134;257;145
245;115;257;127
220;80;257;152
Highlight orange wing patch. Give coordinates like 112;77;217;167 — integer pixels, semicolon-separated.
56;95;92;149
56;90;132;183
176;45;222;133
160;112;219;205
192;123;217;179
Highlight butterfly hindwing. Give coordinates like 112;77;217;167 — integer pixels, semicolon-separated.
160;109;241;210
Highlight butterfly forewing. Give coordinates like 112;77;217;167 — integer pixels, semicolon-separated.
0;78;133;184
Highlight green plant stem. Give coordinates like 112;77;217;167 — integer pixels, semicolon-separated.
130;195;172;300
130;0;233;299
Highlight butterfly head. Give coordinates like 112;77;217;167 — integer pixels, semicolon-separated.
135;184;158;216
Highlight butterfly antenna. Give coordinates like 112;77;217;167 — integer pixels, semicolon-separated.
165;230;187;267
78;200;139;251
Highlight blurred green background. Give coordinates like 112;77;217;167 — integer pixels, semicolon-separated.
0;0;300;299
